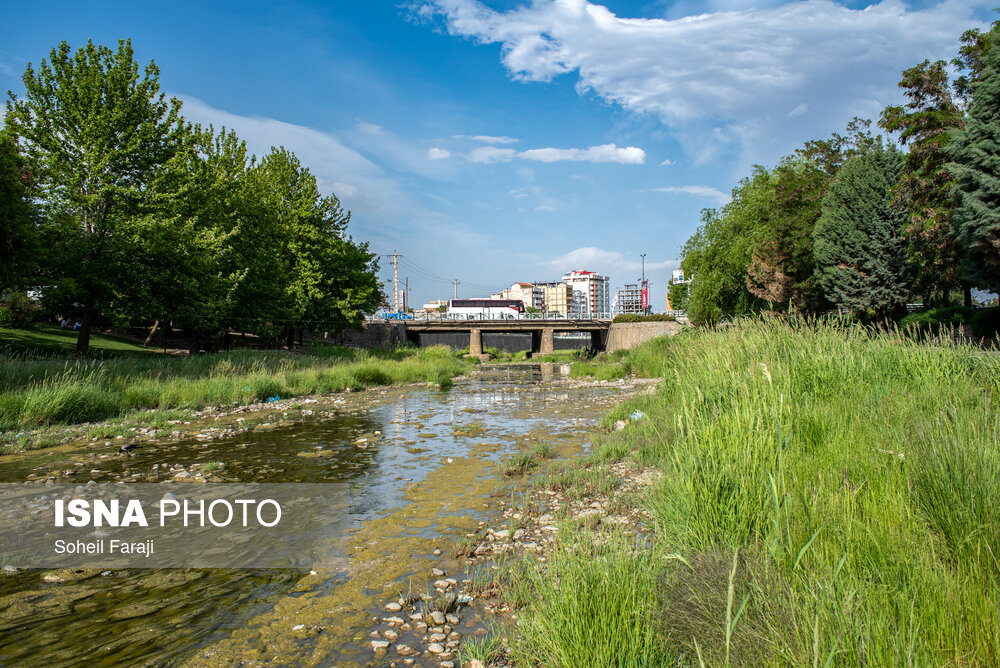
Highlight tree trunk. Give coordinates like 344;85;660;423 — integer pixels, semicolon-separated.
963;281;973;308
143;319;160;348
285;326;295;349
75;299;95;358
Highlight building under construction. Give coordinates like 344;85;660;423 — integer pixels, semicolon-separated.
612;281;650;315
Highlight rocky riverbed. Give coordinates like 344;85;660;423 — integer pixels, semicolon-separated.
1;364;658;667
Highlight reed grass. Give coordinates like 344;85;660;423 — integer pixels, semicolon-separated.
509;318;1000;666
0;344;472;434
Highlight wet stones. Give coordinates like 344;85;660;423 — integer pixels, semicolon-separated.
384;601;402;612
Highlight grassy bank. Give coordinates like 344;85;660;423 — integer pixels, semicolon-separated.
503;319;1000;666
0;323;152;357
0;344;472;441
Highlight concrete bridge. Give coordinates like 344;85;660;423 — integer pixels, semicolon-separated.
403;319;612;355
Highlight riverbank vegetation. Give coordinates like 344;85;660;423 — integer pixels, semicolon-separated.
497;319;1000;665
677;21;1000;328
1;39;381;356
0;344;472;448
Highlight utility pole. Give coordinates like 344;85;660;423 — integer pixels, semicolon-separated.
404;277;409;312
640;253;646;283
390;251;400;312
453;279;460;299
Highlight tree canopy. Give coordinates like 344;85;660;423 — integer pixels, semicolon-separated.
3;39;381;353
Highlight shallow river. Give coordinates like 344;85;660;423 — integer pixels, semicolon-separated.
0;364;635;667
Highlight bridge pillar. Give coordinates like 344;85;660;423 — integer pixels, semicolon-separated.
590;329;608;351
540;328;554;354
469;328;483;356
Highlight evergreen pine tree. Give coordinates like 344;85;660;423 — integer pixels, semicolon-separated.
948;31;1000;293
813;147;912;319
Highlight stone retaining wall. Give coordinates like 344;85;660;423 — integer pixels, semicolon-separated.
605;321;682;352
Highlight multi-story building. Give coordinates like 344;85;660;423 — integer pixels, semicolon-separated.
562;270;610;318
613;284;646;315
490;282;544;310
535;281;574;316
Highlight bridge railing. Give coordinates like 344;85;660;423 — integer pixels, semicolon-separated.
367;312;614;323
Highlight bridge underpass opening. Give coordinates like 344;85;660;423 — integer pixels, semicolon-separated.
414;331;593;353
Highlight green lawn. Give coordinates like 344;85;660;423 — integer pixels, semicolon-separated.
0;323;153;357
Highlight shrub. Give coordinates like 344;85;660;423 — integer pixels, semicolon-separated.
612;313;677;323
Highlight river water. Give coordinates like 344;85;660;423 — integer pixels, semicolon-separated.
0;365;638;667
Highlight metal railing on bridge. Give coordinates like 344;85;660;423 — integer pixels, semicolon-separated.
368;312;615;323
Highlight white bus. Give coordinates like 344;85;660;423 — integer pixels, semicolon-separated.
448;299;525;319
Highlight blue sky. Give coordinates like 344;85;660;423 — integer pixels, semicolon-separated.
1;0;992;308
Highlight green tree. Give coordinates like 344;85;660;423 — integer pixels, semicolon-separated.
4;39;185;355
948;29;1000;294
681;168;770;325
745;158;830;312
813;147;912;320
0;134;39;292
880;60;966;305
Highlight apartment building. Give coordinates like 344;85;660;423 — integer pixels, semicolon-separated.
490;282;544;310
534;281;574;316
562;270;610;318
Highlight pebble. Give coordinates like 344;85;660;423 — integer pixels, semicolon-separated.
429;633;447;642
445;614;459;625
429;611;446;625
385;602;402;612
371;640;389;651
292;624;305;631
383;629;399;641
433;579;450;589
433;548;442;556
384;616;404;625
431;568;445;576
42;573;65;583
2;566;20;574
427;643;445;654
395;644;415;656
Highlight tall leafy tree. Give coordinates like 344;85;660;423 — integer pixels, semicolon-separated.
813;146;912;320
4;39;184;355
948;29;1000;293
681;168;770;325
745;158;829;312
880;60;966;304
0;134;38;291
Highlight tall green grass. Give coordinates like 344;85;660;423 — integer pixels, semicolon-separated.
0;344;471;432
511;319;1000;665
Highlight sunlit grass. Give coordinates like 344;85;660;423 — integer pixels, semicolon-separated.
507;318;1000;665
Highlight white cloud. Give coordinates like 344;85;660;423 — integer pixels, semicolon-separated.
176;95;491;251
468;146;519;163
427;147;452;160
787;103;809;118
467;142;644;164
454;134;519;144
415;0;988;169
660;158;674;166
356;121;385;135
642;185;730;203
540;246;678;276
520;143;645;164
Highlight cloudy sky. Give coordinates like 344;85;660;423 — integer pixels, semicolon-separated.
2;0;992;308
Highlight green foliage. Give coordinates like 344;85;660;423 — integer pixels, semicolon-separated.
681;171;770;325
970;305;1000;337
611;313;676;323
549;321;1000;665
666;281;688;311
3;40;382;355
0;134;39;291
509;531;670;667
880;60;965;301
899;305;974;335
5;39;185;355
949;29;1000;293
813;146;912;319
0;345;473;436
745;158;831;312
